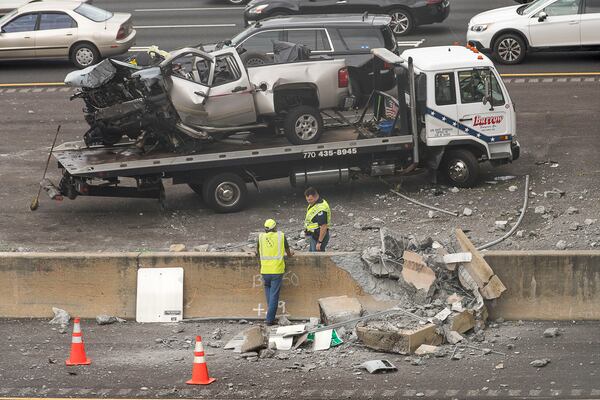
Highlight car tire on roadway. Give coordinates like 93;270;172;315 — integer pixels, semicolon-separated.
240;51;271;67
71;42;100;69
388;8;414;36
493;33;526;65
441;149;480;188
202;172;248;213
283;106;323;145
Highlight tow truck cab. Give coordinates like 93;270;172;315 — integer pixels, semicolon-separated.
375;46;520;187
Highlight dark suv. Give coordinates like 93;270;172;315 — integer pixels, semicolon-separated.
208;14;397;67
244;0;450;35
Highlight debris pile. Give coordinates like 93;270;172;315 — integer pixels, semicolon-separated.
353;227;506;354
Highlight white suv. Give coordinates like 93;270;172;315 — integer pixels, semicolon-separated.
467;0;600;64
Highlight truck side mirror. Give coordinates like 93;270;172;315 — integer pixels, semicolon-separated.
538;11;547;22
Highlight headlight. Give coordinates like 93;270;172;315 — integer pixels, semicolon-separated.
249;4;269;14
470;24;489;32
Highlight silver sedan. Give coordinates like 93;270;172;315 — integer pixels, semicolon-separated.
0;1;135;68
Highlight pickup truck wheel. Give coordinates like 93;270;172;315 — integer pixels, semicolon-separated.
493;34;526;65
284;106;323;145
202;172;248;213
240;51;270;67
441;149;480;188
389;9;414;36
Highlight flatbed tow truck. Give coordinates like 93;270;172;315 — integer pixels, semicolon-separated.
44;46;520;213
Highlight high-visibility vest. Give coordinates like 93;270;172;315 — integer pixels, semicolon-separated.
304;199;331;232
259;231;286;274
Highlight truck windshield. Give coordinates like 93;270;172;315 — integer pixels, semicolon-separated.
458;69;505;106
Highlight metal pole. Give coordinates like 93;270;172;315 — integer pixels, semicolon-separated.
408;57;419;164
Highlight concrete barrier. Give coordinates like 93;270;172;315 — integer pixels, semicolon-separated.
484;251;600;320
1;250;598;320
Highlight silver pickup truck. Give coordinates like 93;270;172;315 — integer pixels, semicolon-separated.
65;45;353;151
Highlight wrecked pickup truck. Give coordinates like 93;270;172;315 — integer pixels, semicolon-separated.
65;44;353;151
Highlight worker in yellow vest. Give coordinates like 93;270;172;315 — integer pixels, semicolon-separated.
304;187;331;252
257;218;294;326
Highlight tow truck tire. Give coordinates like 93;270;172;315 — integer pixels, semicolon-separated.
441;149;480;188
188;183;203;196
202;172;248;213
493;33;526;65
284;106;323;145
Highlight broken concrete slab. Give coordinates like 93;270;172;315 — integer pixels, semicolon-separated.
169;244;186;252
455;229;506;300
96;315;125;325
360;360;397;374
414;344;439;356
429;308;452;323
318;296;363;327
443;328;464;345
443;252;472;264
530;358;550;368
402;251;436;291
239;326;268;353
49;307;70;325
447;310;475;334
543;327;560;338
356;323;442;354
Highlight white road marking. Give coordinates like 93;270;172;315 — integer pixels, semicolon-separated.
134;24;235;29
397;39;425;48
129;46;151;51
135;7;245;12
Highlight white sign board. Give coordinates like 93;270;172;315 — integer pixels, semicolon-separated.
136;268;184;323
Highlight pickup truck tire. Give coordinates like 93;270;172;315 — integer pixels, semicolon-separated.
202;172;248;213
441;149;480;188
493;34;526;65
240;51;270;67
389;8;414;36
284;106;323;145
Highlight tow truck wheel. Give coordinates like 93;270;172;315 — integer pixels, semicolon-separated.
441;149;480;188
188;183;203;196
202;173;248;213
284;106;323;145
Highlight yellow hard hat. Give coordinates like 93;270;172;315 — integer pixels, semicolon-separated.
264;219;277;229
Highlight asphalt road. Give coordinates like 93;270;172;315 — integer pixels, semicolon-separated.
1;0;600;84
0;319;599;399
1;79;598;252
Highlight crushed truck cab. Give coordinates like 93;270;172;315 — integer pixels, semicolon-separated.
372;46;520;187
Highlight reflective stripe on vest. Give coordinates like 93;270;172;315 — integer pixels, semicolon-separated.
259;231;285;274
304;199;331;232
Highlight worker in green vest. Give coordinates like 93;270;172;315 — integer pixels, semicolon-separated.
304;187;331;252
257;218;294;326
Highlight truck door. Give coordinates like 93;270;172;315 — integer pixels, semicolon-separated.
425;71;459;141
203;51;257;127
455;68;512;145
165;51;213;127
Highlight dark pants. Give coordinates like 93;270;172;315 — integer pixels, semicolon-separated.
308;230;330;252
262;273;283;324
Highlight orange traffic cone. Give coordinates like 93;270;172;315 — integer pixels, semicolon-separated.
65;317;91;366
186;336;215;385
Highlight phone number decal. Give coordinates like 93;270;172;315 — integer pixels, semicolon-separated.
303;148;357;158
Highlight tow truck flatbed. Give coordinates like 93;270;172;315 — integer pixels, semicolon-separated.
50;127;416;212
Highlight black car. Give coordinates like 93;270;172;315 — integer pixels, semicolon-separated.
206;14;397;67
243;0;450;35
